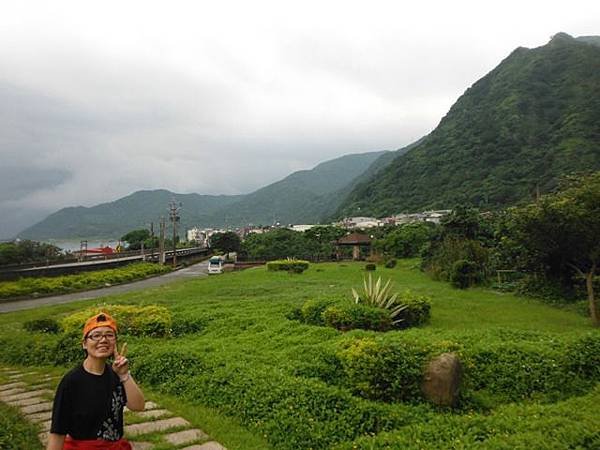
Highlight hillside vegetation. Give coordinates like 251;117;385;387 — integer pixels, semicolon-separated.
337;33;600;217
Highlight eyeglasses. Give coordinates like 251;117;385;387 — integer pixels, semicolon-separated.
87;332;117;342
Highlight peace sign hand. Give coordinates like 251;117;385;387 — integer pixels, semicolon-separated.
112;342;129;377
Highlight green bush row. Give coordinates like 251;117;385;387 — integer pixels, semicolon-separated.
288;295;431;332
0;262;172;299
266;259;310;273
61;304;173;338
337;384;600;449
132;348;433;450
335;332;600;404
22;305;203;343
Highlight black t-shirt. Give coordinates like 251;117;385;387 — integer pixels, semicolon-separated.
50;363;127;441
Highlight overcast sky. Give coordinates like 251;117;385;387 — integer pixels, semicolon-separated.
1;0;599;238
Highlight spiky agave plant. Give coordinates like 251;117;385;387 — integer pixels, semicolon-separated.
351;274;408;325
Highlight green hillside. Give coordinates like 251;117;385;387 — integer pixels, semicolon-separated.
208;150;388;227
337;33;600;217
18;190;243;240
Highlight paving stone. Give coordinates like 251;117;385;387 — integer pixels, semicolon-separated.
164;428;208;445
0;387;26;398
124;417;190;436
181;443;227;450
125;400;159;413
135;409;170;419
38;432;49;446
2;389;53;402
29;383;52;390
130;442;155;450
0;381;26;391
26;410;53;422
40;420;52;432
7;396;47;407
21;401;54;414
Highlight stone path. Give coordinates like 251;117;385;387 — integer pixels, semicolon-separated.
0;366;227;450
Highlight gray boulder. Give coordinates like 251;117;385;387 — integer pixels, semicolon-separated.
421;352;462;407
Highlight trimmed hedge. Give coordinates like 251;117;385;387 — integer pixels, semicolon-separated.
323;304;393;331
23;318;60;334
266;260;310;273
133;349;433;450
0;262;172;299
337;384;600;449
394;292;431;328
61;304;172;337
290;294;431;332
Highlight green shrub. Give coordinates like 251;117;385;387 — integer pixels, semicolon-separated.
285;306;304;321
323;304;393;331
351;275;408;326
23;318;60;334
266;259;310;273
384;259;397;269
170;315;206;336
337;337;437;402
299;299;336;325
61;304;172;337
450;259;481;288
365;263;376;271
0;402;43;450
338;384;600;450
394;291;431;328
0;333;56;366
564;333;600;379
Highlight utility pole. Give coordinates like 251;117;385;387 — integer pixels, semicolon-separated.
159;217;166;265
149;222;155;261
169;199;181;267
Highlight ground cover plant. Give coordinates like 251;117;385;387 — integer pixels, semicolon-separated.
0;260;598;449
0;262;172;300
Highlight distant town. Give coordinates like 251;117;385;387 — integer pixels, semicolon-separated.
186;210;451;247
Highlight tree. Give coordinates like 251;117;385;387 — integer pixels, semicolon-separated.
210;232;241;254
121;229;151;250
513;173;600;327
373;222;434;258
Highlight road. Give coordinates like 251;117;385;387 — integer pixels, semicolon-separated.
0;261;209;313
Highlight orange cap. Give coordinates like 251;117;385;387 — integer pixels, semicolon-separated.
83;312;118;338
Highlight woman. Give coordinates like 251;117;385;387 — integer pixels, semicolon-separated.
47;312;145;450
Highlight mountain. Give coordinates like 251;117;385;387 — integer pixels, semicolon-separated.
19;151;389;239
18;190;243;239
209;150;389;227
335;33;600;217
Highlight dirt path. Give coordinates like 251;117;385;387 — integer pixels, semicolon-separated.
0;261;209;314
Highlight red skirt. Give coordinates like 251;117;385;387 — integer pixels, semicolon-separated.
63;436;132;450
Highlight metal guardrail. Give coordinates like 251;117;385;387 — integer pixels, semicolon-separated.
0;247;209;280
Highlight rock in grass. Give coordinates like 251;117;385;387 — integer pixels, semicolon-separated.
422;352;462;407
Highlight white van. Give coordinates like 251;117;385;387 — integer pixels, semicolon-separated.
207;256;223;274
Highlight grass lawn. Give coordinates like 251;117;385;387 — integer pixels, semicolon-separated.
0;259;598;449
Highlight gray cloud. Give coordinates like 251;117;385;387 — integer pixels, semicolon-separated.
1;0;599;239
